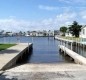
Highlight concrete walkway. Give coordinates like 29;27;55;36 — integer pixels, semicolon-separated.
1;63;86;80
0;43;29;70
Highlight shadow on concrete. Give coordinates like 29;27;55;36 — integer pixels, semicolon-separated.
7;47;33;69
0;49;19;54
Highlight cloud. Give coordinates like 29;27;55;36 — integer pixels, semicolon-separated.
0;13;79;31
38;5;72;13
82;15;86;19
38;12;77;29
38;5;59;11
54;12;77;27
56;13;76;21
59;0;71;3
0;18;31;32
79;10;86;19
0;10;86;32
0;18;56;31
59;0;86;4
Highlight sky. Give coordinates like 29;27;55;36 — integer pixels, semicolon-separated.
0;0;86;32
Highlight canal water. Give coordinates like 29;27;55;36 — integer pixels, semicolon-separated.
28;37;66;63
0;36;72;63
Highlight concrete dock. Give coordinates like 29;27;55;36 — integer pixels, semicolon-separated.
59;45;86;65
0;43;32;70
55;36;86;47
54;36;86;65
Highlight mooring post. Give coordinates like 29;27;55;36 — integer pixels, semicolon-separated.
67;41;68;48
28;43;30;53
62;40;63;45
60;40;61;45
64;41;66;55
60;40;62;52
61;40;62;45
71;42;72;50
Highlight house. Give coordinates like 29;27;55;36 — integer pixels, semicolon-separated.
65;32;72;37
5;32;13;36
25;31;30;36
48;30;54;36
65;29;73;37
43;30;48;36
80;25;86;38
65;30;72;37
29;31;37;36
0;30;5;37
37;31;44;36
54;30;60;36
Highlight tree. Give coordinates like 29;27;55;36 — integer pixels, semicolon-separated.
69;21;82;37
60;26;67;36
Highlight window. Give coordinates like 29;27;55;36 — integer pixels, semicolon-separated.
83;29;85;35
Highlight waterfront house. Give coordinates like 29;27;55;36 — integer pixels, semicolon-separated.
48;30;54;36
65;30;72;37
65;28;73;37
30;31;37;36
65;32;72;37
25;31;30;36
5;32;13;36
54;30;60;36
37;31;44;36
0;30;5;37
80;25;86;38
43;30;48;36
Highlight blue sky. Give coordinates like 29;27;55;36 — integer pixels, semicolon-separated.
0;0;86;31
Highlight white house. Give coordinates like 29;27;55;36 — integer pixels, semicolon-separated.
37;31;44;36
5;32;13;36
65;32;72;37
65;29;73;37
80;25;86;38
0;30;5;37
54;30;60;36
48;30;54;36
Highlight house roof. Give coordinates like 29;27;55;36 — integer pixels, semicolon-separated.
81;25;86;29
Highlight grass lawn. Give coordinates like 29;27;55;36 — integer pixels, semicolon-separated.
0;44;16;51
61;36;81;42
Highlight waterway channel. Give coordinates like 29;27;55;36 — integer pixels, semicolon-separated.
0;36;72;63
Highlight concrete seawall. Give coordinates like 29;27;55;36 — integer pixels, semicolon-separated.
55;36;74;43
0;43;33;70
59;45;86;65
55;36;86;47
55;36;86;65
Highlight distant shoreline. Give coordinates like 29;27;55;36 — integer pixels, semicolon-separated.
1;36;54;37
25;35;54;37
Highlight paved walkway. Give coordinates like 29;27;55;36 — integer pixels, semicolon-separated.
0;43;28;70
1;63;86;80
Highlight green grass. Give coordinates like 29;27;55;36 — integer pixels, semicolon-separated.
0;44;16;51
61;36;81;42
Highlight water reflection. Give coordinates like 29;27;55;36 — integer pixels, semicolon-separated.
27;37;73;63
0;36;73;63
